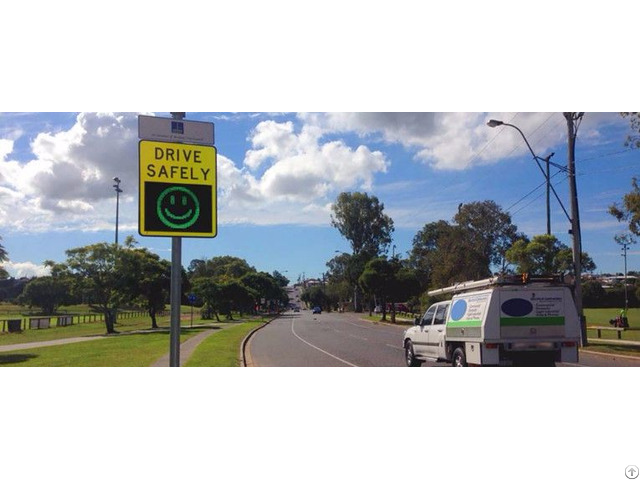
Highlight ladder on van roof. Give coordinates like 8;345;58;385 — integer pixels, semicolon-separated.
427;274;566;297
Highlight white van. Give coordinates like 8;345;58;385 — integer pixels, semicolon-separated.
403;276;581;367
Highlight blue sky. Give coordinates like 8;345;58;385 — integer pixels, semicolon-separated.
0;112;638;282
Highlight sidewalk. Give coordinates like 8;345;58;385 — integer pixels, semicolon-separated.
0;335;107;353
151;327;223;367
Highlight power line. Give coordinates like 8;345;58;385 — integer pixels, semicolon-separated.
466;112;520;165
505;169;565;212
578;148;634;162
510;175;569;217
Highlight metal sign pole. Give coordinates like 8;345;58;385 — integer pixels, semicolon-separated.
169;236;182;367
138;111;215;366
169;112;186;367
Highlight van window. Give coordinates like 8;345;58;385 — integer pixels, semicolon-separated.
434;304;449;325
421;305;437;326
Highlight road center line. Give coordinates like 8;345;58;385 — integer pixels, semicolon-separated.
291;317;358;367
345;321;373;329
348;333;368;341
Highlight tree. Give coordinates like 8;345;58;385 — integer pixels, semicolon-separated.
188;256;255;282
359;258;420;323
241;272;285;310
18;276;73;315
0;235;8;280
331;192;394;311
410;221;489;289
301;285;330;311
359;257;396;320
453;201;520;273
219;280;255;320
52;243;122;334
621;112;640;148
506;234;596;275
191;277;222;321
120;246;171;329
331;192;394;257
272;270;289;287
408;220;453;288
609;177;640;236
582;280;606;308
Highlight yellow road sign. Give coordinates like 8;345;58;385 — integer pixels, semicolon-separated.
139;140;217;237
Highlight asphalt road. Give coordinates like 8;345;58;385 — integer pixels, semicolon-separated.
248;310;409;367
248;309;640;367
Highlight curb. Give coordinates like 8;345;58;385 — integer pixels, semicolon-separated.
240;315;279;367
579;348;640;361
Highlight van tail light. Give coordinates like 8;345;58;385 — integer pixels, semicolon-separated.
485;343;499;349
562;341;576;347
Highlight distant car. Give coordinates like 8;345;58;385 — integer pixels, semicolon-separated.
294;306;300;312
312;306;322;314
374;305;382;313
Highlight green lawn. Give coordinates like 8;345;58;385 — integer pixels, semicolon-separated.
0;328;203;367
0;313;170;346
0;306;254;346
584;308;640;342
186;320;264;367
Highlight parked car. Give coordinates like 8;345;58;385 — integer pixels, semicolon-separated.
312;306;322;314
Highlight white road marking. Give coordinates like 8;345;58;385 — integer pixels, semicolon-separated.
348;333;368;341
345;321;373;329
291;316;358;367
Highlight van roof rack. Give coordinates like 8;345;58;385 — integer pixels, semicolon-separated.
427;273;565;296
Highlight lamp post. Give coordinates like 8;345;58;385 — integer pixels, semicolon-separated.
615;234;635;314
487;119;562;235
113;177;122;245
488;114;586;345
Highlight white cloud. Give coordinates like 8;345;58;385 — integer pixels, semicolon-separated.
0;113;391;231
0;112;138;232
301;112;624;171
215;119;390;224
1;260;51;278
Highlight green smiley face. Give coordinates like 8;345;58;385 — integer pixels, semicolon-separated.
156;186;200;229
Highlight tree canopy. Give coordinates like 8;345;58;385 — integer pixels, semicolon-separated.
610;177;640;236
0;236;9;280
505;234;596;275
331;192;394;257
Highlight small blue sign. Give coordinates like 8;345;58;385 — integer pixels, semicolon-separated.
188;293;197;303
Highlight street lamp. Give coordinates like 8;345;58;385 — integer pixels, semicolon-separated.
113;177;123;245
487;119;567;235
489;114;587;344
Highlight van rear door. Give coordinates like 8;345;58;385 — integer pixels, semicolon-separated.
498;288;566;339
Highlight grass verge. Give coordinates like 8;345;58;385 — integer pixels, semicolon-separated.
0;328;202;367
186;320;265;367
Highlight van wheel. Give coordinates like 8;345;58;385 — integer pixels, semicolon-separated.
452;347;467;367
405;340;422;367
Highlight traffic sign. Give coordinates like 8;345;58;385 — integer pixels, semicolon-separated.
138;115;214;145
139;140;217;237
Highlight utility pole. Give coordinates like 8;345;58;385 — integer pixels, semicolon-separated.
564;112;586;346
545;154;551;235
622;242;629;312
